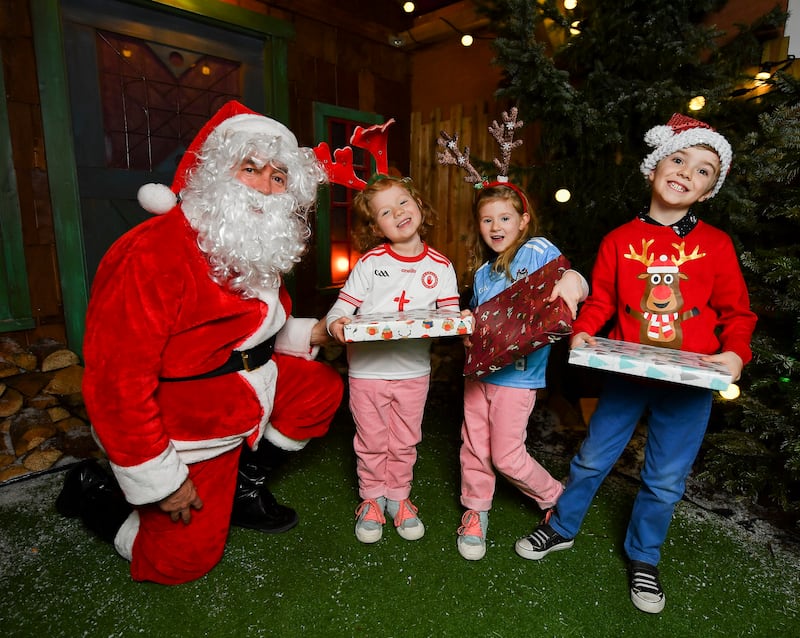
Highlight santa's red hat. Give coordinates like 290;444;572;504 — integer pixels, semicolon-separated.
137;100;300;214
640;113;732;198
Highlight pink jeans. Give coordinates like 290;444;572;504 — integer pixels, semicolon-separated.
348;375;429;501
460;379;563;512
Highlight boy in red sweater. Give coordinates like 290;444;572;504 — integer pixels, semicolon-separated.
514;114;757;613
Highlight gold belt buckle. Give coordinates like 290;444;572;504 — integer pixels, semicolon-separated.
241;351;251;372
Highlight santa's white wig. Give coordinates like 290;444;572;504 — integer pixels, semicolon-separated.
137;101;327;296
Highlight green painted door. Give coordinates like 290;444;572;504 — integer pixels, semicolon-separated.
62;0;269;283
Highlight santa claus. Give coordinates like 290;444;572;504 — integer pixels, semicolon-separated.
56;101;344;585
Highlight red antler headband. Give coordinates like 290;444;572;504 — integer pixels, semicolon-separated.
313;118;395;191
436;107;528;212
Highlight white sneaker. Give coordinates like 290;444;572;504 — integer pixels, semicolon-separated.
457;509;488;560
386;498;425;541
354;497;386;544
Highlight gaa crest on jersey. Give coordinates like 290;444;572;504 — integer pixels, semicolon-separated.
421;271;438;289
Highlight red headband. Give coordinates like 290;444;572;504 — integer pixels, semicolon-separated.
480;180;528;214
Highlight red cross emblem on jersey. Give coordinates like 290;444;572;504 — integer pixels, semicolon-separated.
394;290;411;311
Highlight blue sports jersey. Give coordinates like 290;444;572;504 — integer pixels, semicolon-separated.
470;237;562;389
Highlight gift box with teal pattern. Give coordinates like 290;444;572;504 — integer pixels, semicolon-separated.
568;336;733;390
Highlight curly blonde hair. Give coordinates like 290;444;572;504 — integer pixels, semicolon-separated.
350;176;438;253
465;184;539;282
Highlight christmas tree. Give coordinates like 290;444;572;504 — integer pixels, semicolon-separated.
480;0;798;521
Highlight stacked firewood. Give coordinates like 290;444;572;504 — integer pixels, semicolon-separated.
0;336;99;483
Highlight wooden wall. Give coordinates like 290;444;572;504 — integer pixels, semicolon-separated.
1;1;64;347
411;102;529;293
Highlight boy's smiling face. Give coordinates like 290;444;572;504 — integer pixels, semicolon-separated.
648;146;721;208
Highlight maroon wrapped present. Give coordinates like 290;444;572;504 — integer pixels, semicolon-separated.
463;255;574;379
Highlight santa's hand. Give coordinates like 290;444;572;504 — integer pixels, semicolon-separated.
310;317;337;347
159;477;203;524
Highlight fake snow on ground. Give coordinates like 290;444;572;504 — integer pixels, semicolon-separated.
527;399;800;569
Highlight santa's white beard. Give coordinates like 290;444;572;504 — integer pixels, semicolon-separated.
181;178;310;297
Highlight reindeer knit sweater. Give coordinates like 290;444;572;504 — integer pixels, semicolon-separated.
573;217;756;364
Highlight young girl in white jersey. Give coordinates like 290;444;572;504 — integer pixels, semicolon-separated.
456;182;587;560
326;175;461;544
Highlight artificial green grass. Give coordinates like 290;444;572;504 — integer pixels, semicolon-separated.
1;390;798;638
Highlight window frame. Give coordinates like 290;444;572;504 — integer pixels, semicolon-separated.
0;53;34;333
312;102;383;290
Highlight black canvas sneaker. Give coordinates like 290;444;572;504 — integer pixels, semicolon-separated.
629;560;666;613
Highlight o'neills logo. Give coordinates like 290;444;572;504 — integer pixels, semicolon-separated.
421;271;438;288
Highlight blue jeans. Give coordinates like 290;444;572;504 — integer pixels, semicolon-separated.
550;375;713;565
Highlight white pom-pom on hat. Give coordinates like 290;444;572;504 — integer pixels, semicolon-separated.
137;183;178;215
643;125;674;148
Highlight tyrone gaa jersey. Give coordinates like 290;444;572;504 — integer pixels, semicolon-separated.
326;242;460;379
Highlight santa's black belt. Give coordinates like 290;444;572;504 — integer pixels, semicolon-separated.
159;335;276;382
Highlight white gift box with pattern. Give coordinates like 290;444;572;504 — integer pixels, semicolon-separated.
568;336;732;390
342;309;473;342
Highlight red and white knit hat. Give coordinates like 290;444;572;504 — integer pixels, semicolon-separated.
137;100;302;214
640;113;732;198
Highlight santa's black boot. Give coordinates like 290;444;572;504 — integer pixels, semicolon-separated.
231;446;299;534
55;459;132;543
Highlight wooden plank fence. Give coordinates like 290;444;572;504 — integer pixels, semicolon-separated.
410;101;532;293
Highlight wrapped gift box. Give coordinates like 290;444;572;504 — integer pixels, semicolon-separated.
464;255;574;379
568;336;733;390
342;309;473;342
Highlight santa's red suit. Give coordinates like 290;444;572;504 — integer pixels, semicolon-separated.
81;102;343;584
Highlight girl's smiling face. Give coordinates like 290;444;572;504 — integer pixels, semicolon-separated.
477;198;530;254
648;146;720;207
370;183;423;246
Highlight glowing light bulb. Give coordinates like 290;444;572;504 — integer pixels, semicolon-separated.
461;34;474;47
335;256;350;275
719;384;740;400
570;21;581;35
564;0;578;9
403;1;415;12
688;96;706;111
555;188;571;203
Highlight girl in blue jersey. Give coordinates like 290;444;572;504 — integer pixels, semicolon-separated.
456;182;587;560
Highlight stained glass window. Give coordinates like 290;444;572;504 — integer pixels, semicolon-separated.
95;30;241;171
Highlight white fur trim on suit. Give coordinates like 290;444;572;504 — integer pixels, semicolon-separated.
262;422;308;451
239;360;278;446
275;316;319;360
114;510;140;561
110;445;188;506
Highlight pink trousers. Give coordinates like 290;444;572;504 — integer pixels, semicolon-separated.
348;375;429;501
460;379;563;512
